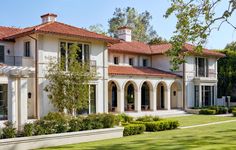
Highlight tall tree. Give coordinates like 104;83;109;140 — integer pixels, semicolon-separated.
45;44;96;115
165;0;236;70
148;36;169;45
88;24;107;35
108;7;158;42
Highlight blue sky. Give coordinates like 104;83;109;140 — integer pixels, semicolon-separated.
1;0;236;49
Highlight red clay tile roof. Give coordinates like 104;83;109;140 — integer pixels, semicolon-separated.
109;42;225;57
0;26;22;40
108;66;181;78
4;22;119;43
108;41;151;54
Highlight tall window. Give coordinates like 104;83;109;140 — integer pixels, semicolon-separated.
114;57;119;64
195;57;209;77
24;41;30;57
60;41;90;70
143;59;148;67
201;86;214;107
129;58;134;66
90;85;96;114
0;45;4;63
0;84;8;120
194;85;199;107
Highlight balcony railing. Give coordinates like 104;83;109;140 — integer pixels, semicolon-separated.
5;56;34;67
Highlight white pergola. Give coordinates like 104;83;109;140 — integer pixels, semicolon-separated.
0;65;35;129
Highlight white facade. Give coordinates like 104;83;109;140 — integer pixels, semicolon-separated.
0;15;222;128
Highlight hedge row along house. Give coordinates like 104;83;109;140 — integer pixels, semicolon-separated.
0;14;225;128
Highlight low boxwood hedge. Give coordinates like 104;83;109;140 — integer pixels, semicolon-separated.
232;110;236;117
144;120;179;132
199;109;216;115
123;124;146;136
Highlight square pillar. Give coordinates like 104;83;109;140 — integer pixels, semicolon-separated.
136;90;141;112
150;89;156;111
166;88;171;110
18;78;28;129
118;90;124;113
8;77;18;127
199;84;202;107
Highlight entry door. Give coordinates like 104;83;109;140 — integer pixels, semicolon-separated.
0;45;4;63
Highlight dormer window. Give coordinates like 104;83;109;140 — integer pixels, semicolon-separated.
24;41;30;57
114;57;119;65
129;58;134;66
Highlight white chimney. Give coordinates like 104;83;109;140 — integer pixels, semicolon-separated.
117;26;132;42
41;13;57;23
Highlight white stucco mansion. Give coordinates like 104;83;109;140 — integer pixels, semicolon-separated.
0;14;225;128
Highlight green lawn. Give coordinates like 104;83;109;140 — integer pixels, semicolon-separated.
39;115;236;150
167;114;235;127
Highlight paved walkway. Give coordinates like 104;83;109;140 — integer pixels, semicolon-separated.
179;119;236;129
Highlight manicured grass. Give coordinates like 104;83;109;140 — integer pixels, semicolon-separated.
40;115;236;150
167;115;235;127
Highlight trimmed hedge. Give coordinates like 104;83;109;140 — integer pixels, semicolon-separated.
144;120;179;132
123;124;146;136
233;110;236;117
199;109;216;115
229;107;236;113
0;112;116;139
209;106;228;114
136;116;160;122
130;120;179;132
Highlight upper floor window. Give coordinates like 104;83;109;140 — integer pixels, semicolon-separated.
195;57;209;77
143;59;148;67
114;57;119;65
129;58;134;66
60;41;90;70
0;45;4;63
24;41;30;57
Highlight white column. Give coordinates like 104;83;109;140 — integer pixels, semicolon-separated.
18;78;28;129
166;88;171;110
199;84;202;107
150;89;156;111
136;90;141;112
118;90;124;113
8;77;17;127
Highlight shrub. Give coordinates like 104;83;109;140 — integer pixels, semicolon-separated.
87;114;104;129
144;120;179;132
233;110;236;117
101;113;115;128
68;117;83;132
123;124;145;136
23;123;34;136
136;116;160;122
117;113;133;123
209;106;228;114
229;107;236;113
199;109;216;115
2;122;16;139
43;112;69;133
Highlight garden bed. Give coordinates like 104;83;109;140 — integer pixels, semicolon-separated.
0;127;124;150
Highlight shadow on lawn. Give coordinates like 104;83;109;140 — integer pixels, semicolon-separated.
40;129;236;150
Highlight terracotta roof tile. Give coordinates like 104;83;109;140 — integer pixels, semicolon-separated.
0;26;22;40
4;22;119;43
108;65;180;78
109;42;225;57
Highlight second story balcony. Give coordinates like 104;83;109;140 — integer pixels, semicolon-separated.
4;56;34;67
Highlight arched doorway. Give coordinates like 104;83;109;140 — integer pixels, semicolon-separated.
124;81;137;111
141;82;150;111
108;81;119;112
170;81;182;109
157;82;167;110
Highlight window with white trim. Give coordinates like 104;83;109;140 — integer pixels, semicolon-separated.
24;41;30;57
195;57;209;77
114;57;119;65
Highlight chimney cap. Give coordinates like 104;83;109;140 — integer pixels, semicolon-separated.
41;13;57;18
117;26;132;30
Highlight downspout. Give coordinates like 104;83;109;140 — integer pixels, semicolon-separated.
103;44;105;113
28;35;38;119
182;56;186;110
